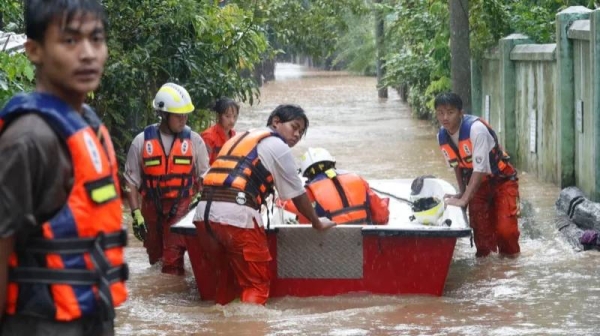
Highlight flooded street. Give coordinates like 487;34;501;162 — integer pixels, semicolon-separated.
116;63;600;335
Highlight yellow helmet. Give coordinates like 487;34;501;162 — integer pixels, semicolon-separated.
411;197;444;225
152;83;195;114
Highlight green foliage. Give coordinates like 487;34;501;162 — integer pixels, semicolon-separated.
382;0;450;119
0;52;34;107
232;0;368;65
0;0;24;31
381;0;595;121
332;11;376;75
95;0;268;165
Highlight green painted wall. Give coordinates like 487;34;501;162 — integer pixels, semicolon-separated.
573;39;596;197
473;7;600;198
514;61;558;183
480;57;503;145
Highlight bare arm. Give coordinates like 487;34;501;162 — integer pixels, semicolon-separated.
0;236;15;318
454;167;466;194
446;171;486;208
126;182;141;211
292;193;336;230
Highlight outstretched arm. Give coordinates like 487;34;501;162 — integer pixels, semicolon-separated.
292;193;336;230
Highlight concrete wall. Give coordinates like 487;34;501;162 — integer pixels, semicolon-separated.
512;45;558;183
573;38;595;196
473;6;600;200
480;52;502;142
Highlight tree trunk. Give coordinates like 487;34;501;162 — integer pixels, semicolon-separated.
449;0;471;112
375;0;388;98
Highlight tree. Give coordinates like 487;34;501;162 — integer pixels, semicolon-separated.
375;0;388;98
449;0;471;112
95;0;268;166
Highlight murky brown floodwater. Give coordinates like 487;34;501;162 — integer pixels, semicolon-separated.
116;63;600;335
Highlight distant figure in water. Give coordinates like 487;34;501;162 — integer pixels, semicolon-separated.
201;97;239;165
280;147;390;225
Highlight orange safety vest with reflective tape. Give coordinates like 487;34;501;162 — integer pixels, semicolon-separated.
141;125;194;200
203;129;282;208
306;171;371;224
438;114;511;177
0;93;128;322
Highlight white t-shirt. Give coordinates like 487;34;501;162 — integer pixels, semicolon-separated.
124;127;210;188
443;120;496;174
193;128;305;229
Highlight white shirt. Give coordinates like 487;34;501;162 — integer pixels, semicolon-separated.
193;128;306;229
442;120;496;174
124;127;210;188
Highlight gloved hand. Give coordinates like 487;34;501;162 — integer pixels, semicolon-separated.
189;193;201;210
131;208;147;242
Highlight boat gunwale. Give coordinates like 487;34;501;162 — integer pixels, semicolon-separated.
171;225;472;238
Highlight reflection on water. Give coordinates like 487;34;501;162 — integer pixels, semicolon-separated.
116;63;600;335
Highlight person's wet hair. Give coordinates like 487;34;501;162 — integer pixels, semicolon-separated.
212;97;239;115
266;104;309;136
25;0;107;42
434;92;463;111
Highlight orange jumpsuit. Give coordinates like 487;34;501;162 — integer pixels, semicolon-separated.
439;115;520;257
195;129;283;305
201;124;236;165
141;125;195;275
283;170;390;225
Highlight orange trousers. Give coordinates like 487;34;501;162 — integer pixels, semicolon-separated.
468;178;520;257
194;220;272;305
142;197;191;275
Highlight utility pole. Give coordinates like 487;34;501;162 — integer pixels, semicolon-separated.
449;0;471;112
375;0;388;98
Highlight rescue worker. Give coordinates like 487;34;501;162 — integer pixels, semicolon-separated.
281;147;390;224
193;104;336;305
435;92;520;257
0;1;128;334
201;97;239;164
124;83;210;275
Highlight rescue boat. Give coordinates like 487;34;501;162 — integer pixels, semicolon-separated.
171;177;471;298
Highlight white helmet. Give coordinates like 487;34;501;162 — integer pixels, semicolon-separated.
300;147;336;177
152;83;195;114
411;197;444;225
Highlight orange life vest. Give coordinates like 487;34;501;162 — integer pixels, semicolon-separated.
202;129;282;209
438;114;513;181
201;124;236;165
305;171;371;224
0;93;128;322
141;125;194;200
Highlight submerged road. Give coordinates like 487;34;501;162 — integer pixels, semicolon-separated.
116;63;599;336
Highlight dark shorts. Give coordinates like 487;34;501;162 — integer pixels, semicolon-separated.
0;315;114;336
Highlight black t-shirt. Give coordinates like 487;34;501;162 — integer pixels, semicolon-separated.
0;113;72;237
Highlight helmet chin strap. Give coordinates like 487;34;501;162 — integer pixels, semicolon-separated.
159;112;178;135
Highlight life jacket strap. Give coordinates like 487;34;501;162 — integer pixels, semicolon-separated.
21;229;127;254
200;186;259;210
8;264;128;286
326;204;370;224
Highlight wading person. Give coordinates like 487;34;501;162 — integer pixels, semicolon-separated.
201;97;239;165
124;83;210;275
193;104;336;305
435;92;520;258
0;1;128;334
281;147;390;225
